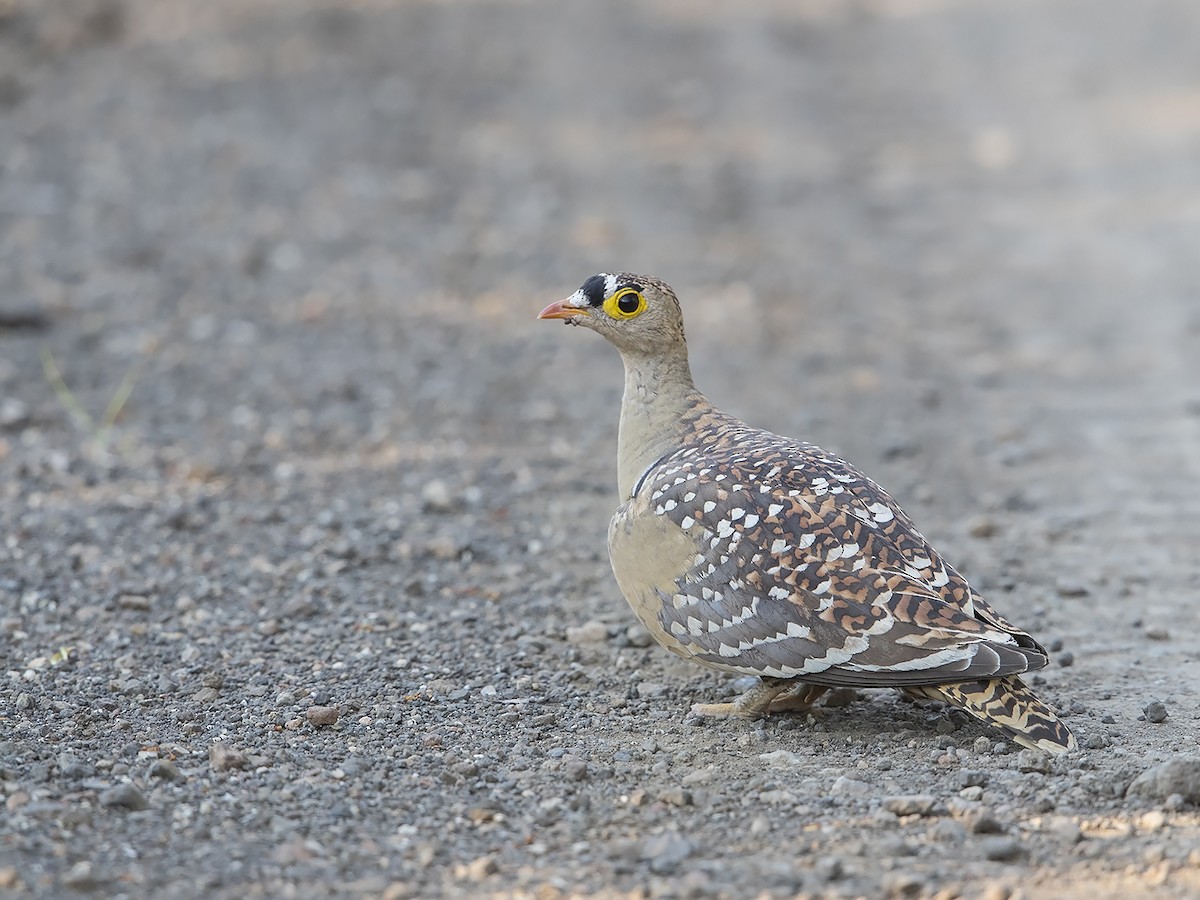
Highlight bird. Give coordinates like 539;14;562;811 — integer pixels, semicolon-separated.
538;273;1076;755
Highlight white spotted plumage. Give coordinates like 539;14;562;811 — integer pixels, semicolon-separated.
544;273;1076;754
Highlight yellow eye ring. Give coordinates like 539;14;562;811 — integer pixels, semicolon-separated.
603;288;647;320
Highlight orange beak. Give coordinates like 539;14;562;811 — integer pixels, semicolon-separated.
537;298;590;321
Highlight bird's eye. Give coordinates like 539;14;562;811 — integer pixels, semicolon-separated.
604;288;647;320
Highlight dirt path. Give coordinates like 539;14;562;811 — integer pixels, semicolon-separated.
2;1;1199;897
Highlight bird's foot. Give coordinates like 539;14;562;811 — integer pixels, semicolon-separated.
766;683;828;715
690;679;821;719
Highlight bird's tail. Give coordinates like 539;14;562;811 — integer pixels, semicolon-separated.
906;676;1076;755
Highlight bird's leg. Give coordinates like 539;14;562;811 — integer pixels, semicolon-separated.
690;677;793;719
767;683;828;714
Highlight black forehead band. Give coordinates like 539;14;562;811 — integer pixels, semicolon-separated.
579;274;607;307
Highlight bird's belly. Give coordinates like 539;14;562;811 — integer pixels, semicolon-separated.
608;498;704;662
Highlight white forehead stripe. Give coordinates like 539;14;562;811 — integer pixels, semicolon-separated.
603;273;617;297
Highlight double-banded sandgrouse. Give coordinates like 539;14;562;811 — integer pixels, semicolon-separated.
539;273;1075;754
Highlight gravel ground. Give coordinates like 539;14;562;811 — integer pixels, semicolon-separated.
2;1;1200;897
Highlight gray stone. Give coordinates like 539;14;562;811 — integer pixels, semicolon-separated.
814;857;844;882
659;787;693;807
421;480;454;513
1055;577;1089;597
57;753;90;779
565;620;609;644
116;593;151;610
981;836;1025;862
830;776;872;798
883;795;941;817
636;681;667;699
1017;749;1051;774
1143;701;1169;723
1126;756;1200;803
561;754;588;782
928;819;966;842
759;749;801;766
147;759;183;782
209;743;249;772
884;872;925;897
61;861;102;890
624;624;653;647
642;830;694;875
99;782;148;811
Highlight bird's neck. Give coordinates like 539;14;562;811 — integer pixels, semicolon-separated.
616;349;708;498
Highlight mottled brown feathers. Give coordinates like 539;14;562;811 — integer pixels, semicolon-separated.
549;273;1075;754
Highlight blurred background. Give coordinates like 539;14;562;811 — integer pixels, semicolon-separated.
3;1;1197;471
2;1;1200;895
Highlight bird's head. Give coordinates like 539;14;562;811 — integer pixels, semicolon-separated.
538;273;686;356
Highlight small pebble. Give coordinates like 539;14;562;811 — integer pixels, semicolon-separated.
830;776;872;798
455;855;497;881
883;872;924;897
1050;819;1082;844
981;836;1024;862
209;743;249;772
282;595;320;618
884;795;940;817
1057;651;1074;667
147;759;183;782
1140;810;1167;832
117;594;151;611
659;787;693;807
57;753;89;779
928;819;966;842
1144;701;1169;723
565;620;609;645
814;857;844;882
1125;757;1200;803
636;681;667;699
624;624;653;648
307;705;340;727
421;480;454;513
1016;749;1050;774
1145;627;1170;641
99;783;148;811
61;862;100;890
642;831;694;875
1055;577;1089;597
561;755;588;782
967;516;997;538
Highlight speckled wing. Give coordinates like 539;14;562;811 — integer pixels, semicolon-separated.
639;424;1048;686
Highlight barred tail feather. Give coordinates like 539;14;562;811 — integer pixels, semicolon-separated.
906;677;1076;755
